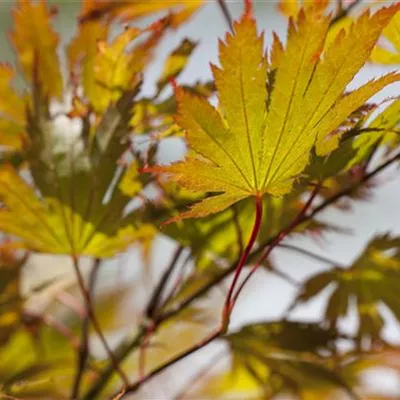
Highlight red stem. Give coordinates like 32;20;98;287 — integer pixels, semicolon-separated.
71;255;129;388
120;329;222;397
173;350;226;400
231;185;320;307
138;324;155;380
222;195;263;325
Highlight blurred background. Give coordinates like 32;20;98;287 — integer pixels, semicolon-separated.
1;0;400;398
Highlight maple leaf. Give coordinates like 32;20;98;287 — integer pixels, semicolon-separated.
79;0;203;28
131;80;214;137
10;0;63;99
292;235;400;342
153;5;400;220
91;26;142;112
0;166;141;258
0;245;25;347
156;38;198;94
67;0;109;108
0;64;26;149
68;3;172;113
0;83;151;258
348;99;400;168
371;10;400;64
191;321;355;399
339;348;400;399
278;0;329;17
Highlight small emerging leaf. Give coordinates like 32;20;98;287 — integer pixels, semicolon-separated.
156;38;198;93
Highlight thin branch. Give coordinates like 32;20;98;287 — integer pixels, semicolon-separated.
363;140;381;173
342;127;395;142
138;325;154;381
158;250;193;310
231;185;320;308
119;329;222;398
336;0;344;15
216;0;233;32
277;243;345;267
24;311;79;350
223;196;263;324
145;246;184;319
56;291;86;319
267;266;300;287
232;205;244;257
309;150;400;219
173;350;226;400
139;246;185;381
71;258;101;400
84;150;400;399
83;327;146;400
330;0;362;26
71;255;129;393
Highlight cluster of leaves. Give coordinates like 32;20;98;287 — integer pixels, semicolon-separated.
1;0;400;399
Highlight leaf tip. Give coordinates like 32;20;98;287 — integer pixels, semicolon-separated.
244;0;253;18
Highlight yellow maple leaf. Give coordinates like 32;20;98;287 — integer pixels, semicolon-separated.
278;0;329;17
9;0;63;99
67;0;109;107
92;27;142;111
0;80;148;258
79;0;203;28
68;1;171;113
0;64;26;149
156;38;198;94
0;165;146;258
371;10;400;64
153;5;400;220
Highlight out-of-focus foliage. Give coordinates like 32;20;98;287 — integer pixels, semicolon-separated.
292;235;400;342
371;10;400;64
79;0;204;27
278;0;329;17
190;321;355;399
0;254;141;399
191;344;400;400
0;245;25;347
0;0;203;258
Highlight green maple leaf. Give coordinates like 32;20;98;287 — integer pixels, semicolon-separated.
293;234;400;341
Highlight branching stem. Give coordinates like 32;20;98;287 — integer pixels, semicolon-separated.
231;185;320;308
138;246;184;380
222;195;263;326
145;246;184;318
71;255;129;396
71;258;101;399
83;150;400;399
119;329;222;398
278;243;345;267
173;350;226;400
216;0;234;32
